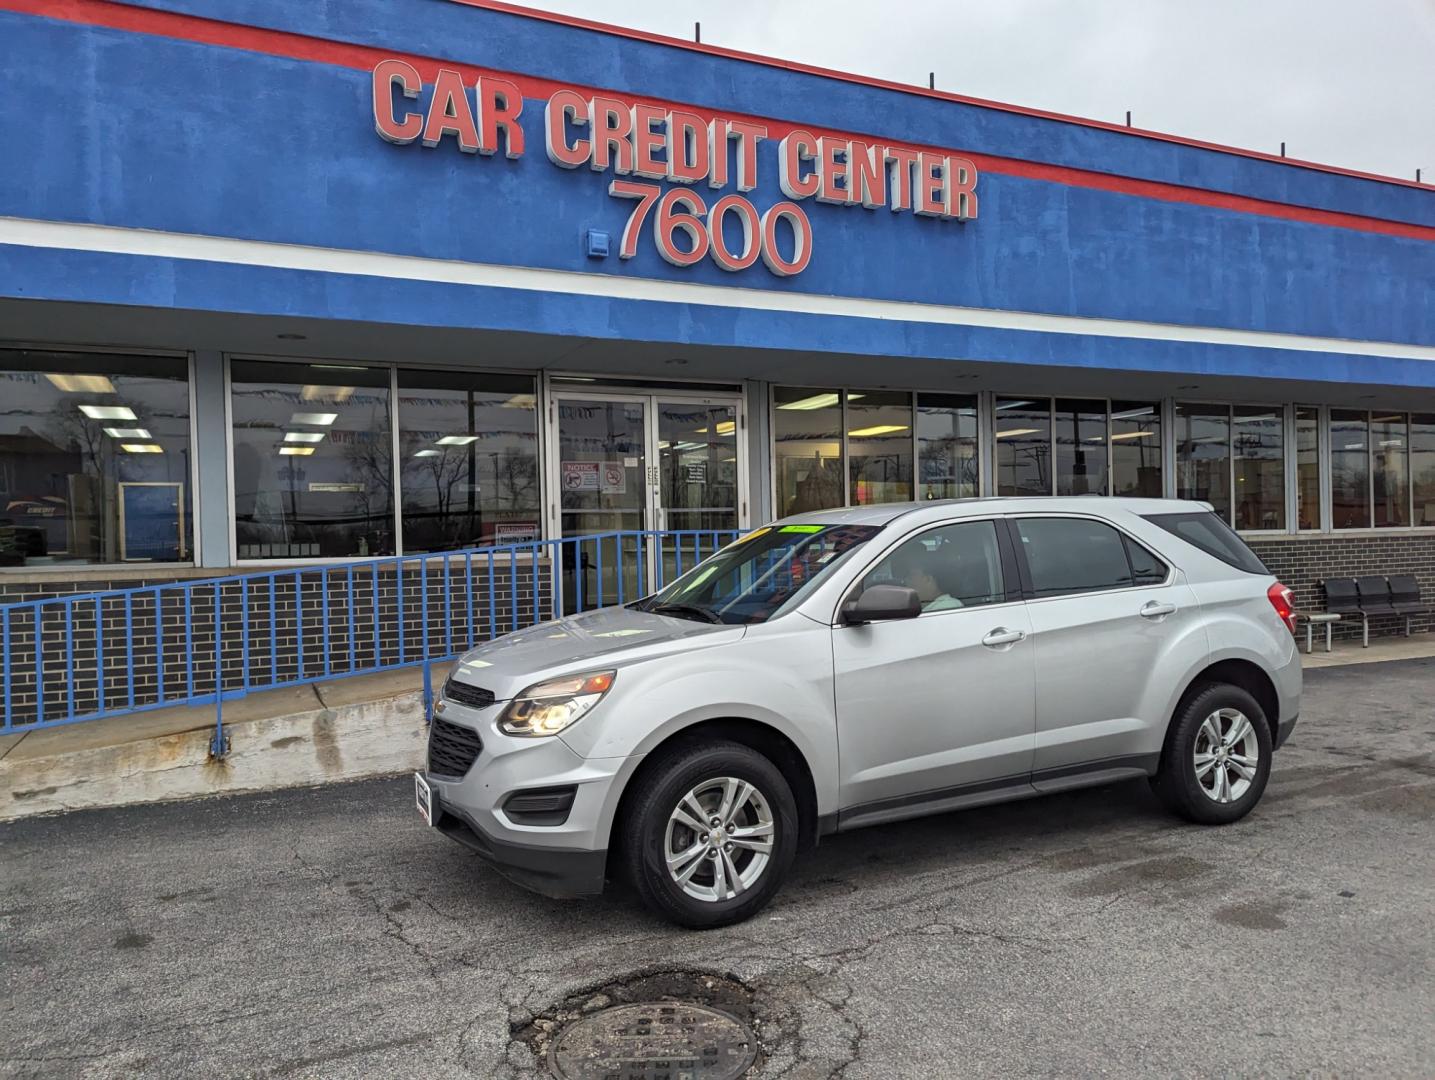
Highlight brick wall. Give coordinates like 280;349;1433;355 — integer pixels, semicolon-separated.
1247;533;1435;640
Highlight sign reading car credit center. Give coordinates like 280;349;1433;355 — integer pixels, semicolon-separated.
371;60;978;277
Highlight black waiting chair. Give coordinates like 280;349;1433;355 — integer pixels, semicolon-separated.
1389;575;1432;629
1322;578;1372;647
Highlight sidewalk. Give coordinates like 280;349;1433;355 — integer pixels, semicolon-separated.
0;662;451;820
4;633;1433;822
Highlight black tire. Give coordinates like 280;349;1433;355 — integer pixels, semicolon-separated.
1151;682;1273;825
620;739;799;929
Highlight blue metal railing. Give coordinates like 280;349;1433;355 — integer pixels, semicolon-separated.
0;529;739;750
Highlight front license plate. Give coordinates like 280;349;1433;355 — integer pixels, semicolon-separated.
414;771;434;826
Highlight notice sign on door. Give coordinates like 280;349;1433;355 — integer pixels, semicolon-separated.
601;463;627;493
561;461;600;491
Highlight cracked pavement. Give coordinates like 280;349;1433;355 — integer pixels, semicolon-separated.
3;657;1433;1078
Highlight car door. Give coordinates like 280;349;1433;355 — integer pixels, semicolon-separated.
832;518;1036;826
1008;514;1208;784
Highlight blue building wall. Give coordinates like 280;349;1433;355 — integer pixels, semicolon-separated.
0;0;1431;386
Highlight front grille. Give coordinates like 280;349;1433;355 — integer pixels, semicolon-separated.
427;717;483;779
443;677;495;709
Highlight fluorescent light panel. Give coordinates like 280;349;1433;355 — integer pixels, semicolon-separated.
436;435;477;446
279;446;315;456
79;404;137;421
46;374;116;393
120;443;163;454
995;428;1040;438
103;427;150;439
290;412;337;426
283;432;325;443
413;449;442;458
301;385;354;402
1110;431;1156;441
847;424;910;437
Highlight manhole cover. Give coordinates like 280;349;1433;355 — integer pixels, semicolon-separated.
549;1001;757;1080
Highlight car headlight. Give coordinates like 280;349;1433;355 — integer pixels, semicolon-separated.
498;671;616;737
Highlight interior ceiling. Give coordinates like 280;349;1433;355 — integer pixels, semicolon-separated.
3;297;1432;411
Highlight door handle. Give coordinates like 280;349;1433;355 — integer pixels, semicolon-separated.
982;627;1026;648
1140;600;1177;619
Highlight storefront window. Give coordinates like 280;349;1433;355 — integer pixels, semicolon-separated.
1175;404;1232;522
916;393;978;500
1414;414;1435;527
995;398;1051;496
397;370;539;551
1232;406;1284;530
231;360;394;558
1110;402;1162;497
1372;414;1410;528
1296;407;1320;530
1054;398;1108;496
847;391;912;505
773;387;843;515
0;349;192;567
1329;410;1370;529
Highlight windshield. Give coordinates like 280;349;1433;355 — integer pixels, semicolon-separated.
635;523;881;624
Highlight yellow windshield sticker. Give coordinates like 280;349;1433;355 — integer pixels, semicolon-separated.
733;526;771;544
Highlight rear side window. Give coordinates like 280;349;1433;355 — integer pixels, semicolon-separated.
1144;512;1269;575
1015;517;1134;598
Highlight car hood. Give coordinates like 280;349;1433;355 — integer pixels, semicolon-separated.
445;605;746;701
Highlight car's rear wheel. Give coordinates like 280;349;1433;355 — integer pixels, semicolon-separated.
1151;683;1273;824
620;740;798;928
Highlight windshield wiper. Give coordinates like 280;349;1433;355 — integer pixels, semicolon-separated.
647;602;722;624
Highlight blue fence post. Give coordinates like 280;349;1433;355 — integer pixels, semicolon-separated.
211;580;228;759
422;659;434;726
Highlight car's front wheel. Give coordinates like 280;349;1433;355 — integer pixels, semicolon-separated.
620;740;798;928
1151;682;1273;824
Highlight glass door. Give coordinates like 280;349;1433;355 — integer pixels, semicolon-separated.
553;394;650;610
549;388;747;607
655;398;741;588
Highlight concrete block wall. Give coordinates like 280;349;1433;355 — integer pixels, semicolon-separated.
1247;533;1435;640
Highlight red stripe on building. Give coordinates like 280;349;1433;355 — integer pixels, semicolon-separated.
7;0;1435;244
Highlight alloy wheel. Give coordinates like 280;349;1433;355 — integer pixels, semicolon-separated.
663;776;774;902
1193;707;1260;804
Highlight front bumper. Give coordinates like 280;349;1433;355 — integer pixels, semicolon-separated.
1274;713;1299;750
431;796;608;898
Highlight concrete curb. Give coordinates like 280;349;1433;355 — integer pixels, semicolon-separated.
0;690;427;821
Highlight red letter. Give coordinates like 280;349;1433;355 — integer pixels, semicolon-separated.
727;121;767;192
779;131;820;199
372;59;422;145
948;156;979;220
885;146;918;211
850;141;886;208
589;98;634;174
817;137;850;204
631;103;667;179
545;89;590;168
477;77;524;158
422;68;479;152
666;111;709;184
915;152;947;217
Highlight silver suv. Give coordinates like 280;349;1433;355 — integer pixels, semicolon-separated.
416;498;1301;927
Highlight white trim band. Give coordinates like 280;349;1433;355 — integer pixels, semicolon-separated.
2;215;1432;363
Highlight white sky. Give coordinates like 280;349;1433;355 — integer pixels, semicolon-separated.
523;0;1435;182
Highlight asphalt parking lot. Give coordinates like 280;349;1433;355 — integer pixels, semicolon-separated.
3;657;1433;1079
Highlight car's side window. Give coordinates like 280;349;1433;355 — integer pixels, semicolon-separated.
860;520;1005;612
1123;535;1169;586
1015;517;1144;598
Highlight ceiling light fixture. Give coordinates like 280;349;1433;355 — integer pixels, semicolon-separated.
79;404;137;421
46;374;116;393
290;412;338;426
120;443;163;454
777;393;841;411
301;385;354;402
103;426;151;439
279;446;315;456
847;424;911;437
1109;431;1156;440
283;432;326;443
995;428;1040;438
436;435;478;446
413;449;442;458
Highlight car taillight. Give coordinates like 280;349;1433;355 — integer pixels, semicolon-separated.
1267;582;1296;634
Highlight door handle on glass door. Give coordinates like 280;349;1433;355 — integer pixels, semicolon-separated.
981;627;1026;648
1140;601;1177;619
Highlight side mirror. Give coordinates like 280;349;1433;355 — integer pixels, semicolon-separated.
841;584;921;625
